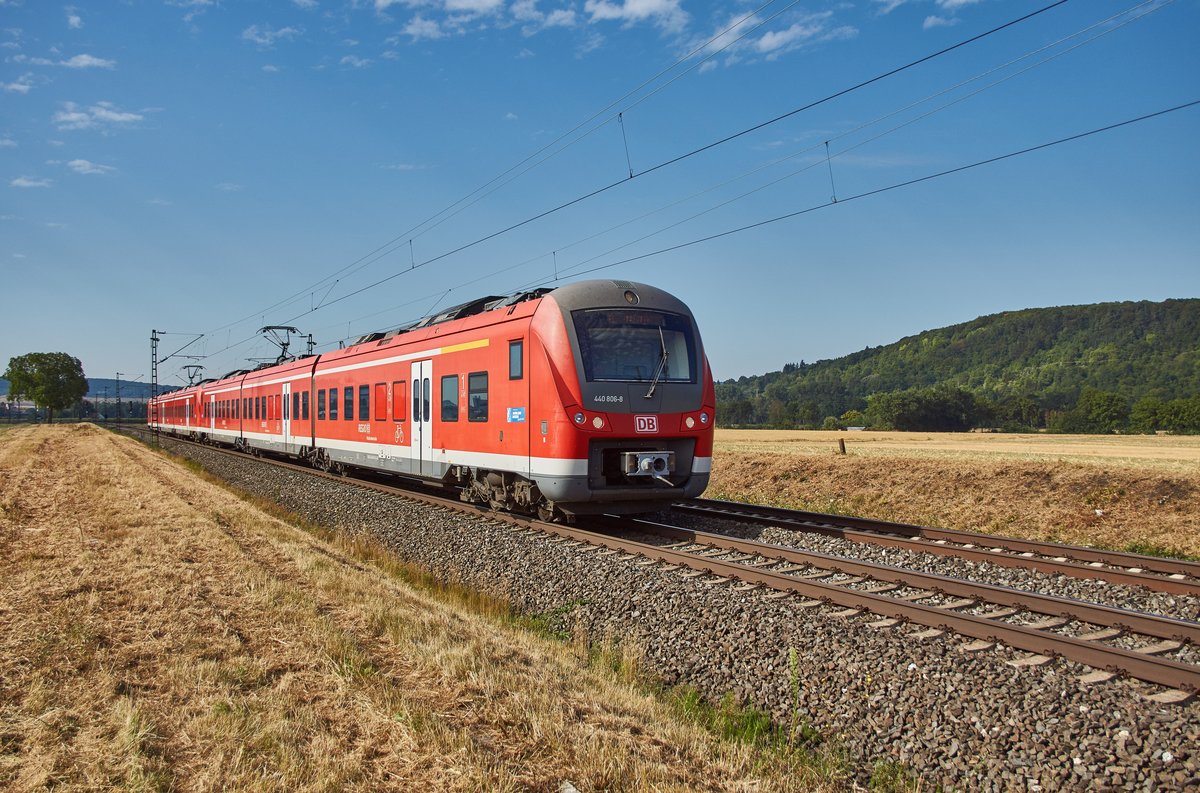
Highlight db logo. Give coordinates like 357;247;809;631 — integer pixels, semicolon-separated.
634;415;658;433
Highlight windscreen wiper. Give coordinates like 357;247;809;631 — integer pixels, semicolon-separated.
644;326;669;399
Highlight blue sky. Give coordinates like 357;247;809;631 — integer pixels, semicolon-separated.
2;0;1197;387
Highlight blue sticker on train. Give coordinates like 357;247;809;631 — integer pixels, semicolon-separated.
507;407;526;423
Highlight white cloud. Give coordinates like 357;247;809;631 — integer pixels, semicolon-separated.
61;53;115;68
66;158;116;175
340;54;370;67
242;25;302;47
922;14;957;29
12;253;27;259
293;0;318;7
584;0;687;33
688;10;856;67
342;38;359;46
446;0;504;14
214;182;243;192
404;15;445;41
937;0;980;9
53;101;144;132
504;111;518;120
262;64;280;72
874;0;906;13
11;176;52;188
516;47;534;58
381;50;399;59
166;0;214;22
67;11;83;29
2;73;33;93
378;162;417;171
0;137;16;147
147;197;172;206
44;221;66;229
13;52;115;68
512;0;576;33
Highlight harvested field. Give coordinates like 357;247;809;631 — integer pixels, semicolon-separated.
0;425;841;791
711;430;1200;558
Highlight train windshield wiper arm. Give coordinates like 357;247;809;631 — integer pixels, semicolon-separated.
644;326;669;399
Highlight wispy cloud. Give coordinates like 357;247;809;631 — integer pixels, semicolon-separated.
13;52;115;68
873;0;906;13
262;64;280;72
404;15;446;41
340;54;370;68
584;0;688;34
2;73;33;94
687;10;857;67
0;136;16;147
44;221;67;229
504;111;518;121
67;8;83;29
214;182;243;192
53;101;144;132
11;176;53;188
378;162;419;171
937;0;980;9
242;24;302;47
147;197;172;206
922;14;957;29
293;0;319;7
66;158;116;175
512;0;576;35
166;0;214;23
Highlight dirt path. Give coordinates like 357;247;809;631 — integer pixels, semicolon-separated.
0;425;837;791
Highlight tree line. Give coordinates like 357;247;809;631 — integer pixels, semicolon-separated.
719;383;1200;434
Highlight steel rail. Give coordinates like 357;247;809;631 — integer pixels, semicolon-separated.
587;515;1200;644
677;499;1200;597
125;427;1200;691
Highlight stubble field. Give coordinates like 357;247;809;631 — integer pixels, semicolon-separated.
709;429;1200;558
0;424;840;791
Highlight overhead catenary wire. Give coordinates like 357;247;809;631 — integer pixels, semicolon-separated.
265;0;1075;324
192;0;1153;368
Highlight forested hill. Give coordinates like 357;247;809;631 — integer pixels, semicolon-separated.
717;298;1200;429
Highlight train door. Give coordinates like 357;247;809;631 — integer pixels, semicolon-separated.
410;360;432;476
209;395;215;433
282;382;292;451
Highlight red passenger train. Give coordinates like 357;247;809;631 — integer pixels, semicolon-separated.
149;280;714;519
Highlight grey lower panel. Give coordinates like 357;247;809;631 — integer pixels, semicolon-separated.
324;445;450;481
537;472;709;513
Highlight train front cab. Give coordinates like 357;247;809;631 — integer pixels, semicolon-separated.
527;280;714;516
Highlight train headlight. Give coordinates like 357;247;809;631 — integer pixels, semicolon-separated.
685;416;695;429
574;412;585;424
592;416;604;429
700;412;709;425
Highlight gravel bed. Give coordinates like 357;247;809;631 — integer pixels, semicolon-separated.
140;433;1200;791
664;512;1200;624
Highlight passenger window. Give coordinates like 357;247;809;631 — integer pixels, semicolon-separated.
509;340;523;380
318;389;326;420
292;392;300;421
441;375;459;422
468;372;488;422
374;383;387;422
393;381;406;421
329;388;338;420
359;385;370;423
284;394;290;421
344;386;354;421
302;392;309;420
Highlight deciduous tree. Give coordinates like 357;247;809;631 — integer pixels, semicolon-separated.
3;352;88;423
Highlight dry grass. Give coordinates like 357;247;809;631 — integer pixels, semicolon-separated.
0;425;848;791
711;430;1200;558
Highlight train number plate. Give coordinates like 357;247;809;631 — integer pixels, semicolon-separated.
634;415;658;433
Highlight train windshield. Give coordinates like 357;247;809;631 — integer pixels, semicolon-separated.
572;309;696;384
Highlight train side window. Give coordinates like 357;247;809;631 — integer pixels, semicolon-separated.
359;385;370;423
344;386;354;421
302;392;309;420
374;383;387;421
440;375;459;422
283;393;290;421
509;340;523;380
318;389;326;420
393;381;406;421
468;372;488;422
329;388;338;420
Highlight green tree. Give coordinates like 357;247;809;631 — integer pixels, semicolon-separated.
3;352;88;423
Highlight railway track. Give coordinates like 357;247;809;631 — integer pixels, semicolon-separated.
674;498;1200;597
123;426;1199;696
